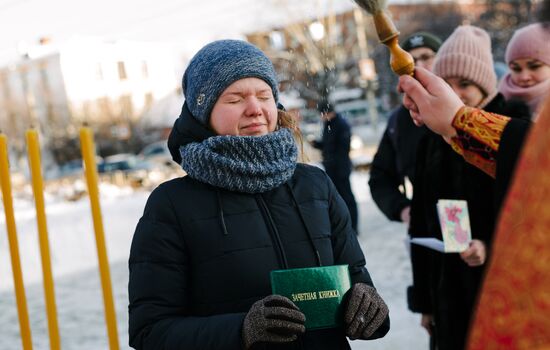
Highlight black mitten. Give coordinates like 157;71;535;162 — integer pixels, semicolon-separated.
242;295;306;349
344;283;389;339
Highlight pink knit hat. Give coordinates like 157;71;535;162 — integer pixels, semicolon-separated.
505;23;550;65
433;25;497;98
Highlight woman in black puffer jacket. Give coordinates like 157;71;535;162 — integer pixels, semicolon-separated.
128;40;389;350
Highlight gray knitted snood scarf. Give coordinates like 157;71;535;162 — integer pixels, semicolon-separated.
179;128;298;193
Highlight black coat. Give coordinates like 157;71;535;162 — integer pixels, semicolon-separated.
128;104;389;349
407;94;523;350
312;113;359;232
313;113;352;180
369;105;427;221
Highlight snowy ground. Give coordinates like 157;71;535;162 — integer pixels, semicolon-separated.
0;171;428;350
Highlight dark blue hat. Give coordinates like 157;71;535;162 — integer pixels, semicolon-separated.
182;39;279;125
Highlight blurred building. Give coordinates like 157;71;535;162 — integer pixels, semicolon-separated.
246;0;534;119
0;37;179;163
246;8;376;110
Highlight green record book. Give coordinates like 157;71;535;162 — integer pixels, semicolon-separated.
270;264;351;330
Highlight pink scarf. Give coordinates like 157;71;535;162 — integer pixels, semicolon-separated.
499;73;550;118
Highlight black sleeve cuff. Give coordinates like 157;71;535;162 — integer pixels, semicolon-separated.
407;285;432;314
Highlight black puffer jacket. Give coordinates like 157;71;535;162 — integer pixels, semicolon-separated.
128;104;389;349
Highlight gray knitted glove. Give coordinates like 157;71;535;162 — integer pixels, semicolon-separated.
344;283;389;340
242;295;306;349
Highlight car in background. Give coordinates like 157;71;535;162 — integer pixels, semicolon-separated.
98;153;140;173
99;147;183;188
138;141;173;167
57;159;85;178
97;153;157;187
52;156;102;180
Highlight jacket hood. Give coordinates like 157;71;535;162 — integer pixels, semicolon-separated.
167;102;215;165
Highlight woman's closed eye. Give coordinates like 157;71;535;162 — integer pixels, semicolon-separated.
222;96;243;104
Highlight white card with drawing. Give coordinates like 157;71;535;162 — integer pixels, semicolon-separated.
410;199;472;253
436;199;472;252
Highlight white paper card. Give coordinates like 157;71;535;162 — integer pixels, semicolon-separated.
409;237;446;252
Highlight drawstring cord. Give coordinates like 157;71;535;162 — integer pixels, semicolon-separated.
216;190;229;235
256;194;289;269
286;184;323;267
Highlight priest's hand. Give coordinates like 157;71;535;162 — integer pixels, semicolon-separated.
398;66;464;139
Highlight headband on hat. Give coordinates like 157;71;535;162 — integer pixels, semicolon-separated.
182;40;279;125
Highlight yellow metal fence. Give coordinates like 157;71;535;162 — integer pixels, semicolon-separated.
0;128;119;350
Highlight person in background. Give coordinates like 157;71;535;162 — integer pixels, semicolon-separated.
398;65;548;350
128;39;389;350
311;100;359;234
369;31;442;225
499;22;550;119
407;25;528;350
398;9;550;350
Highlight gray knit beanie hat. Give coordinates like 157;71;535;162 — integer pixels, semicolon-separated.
182;39;280;125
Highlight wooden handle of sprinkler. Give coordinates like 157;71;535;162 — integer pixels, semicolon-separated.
386;36;414;75
373;11;414;76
